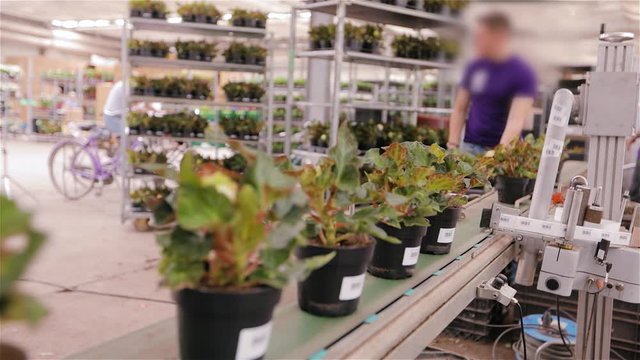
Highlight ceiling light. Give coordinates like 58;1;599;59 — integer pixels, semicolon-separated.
53;29;81;40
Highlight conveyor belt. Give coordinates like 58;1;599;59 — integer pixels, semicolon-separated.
69;191;518;360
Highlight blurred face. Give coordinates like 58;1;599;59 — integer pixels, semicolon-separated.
473;24;510;59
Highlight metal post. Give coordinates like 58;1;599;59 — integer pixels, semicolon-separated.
382;65;390;123
410;67;420;126
26;57;33;134
329;0;346;147
265;32;275;155
120;18;130;223
285;7;297;155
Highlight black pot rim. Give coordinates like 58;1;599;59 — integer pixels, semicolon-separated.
304;237;374;251
176;285;279;297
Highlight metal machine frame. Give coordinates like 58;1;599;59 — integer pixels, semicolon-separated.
486;32;639;359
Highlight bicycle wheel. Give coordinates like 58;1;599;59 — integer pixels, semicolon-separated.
48;140;97;200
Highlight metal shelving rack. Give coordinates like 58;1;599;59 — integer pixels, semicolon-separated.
119;14;276;223
285;0;462;156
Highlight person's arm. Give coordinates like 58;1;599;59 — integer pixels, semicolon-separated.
499;96;534;145
447;88;470;149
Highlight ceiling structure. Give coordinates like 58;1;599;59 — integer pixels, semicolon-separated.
1;0;638;71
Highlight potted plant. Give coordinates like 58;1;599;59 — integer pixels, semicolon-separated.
291;123;399;316
149;148;332;359
177;2;221;24
344;22;363;51
307;121;329;148
440;38;459;62
129;0;167;19
245;45;267;66
308;24;335;50
421;148;490;254
445;0;468;16
424;0;444;13
360;24;383;53
489;136;537;204
362;142;442;279
0;196;47;360
251;11;268;28
223;42;247;64
223;82;244;102
231;8;266;28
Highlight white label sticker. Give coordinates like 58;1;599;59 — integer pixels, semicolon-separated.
437;228;456;244
541;139;565;158
498;214;566;237
339;273;365;301
236;321;273;360
402;246;421;266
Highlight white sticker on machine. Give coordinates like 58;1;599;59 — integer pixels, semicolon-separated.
437;228;455;244
339;273;366;301
402;246;421;266
236;321;273;360
541;138;565;158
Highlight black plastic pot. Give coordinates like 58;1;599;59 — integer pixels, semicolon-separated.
420;207;461;255
175;286;281;360
296;241;374;317
526;178;536;195
495;175;529;205
368;223;427;279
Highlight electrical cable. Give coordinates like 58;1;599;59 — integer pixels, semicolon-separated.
492;326;520;360
516;302;527;360
556;296;574;357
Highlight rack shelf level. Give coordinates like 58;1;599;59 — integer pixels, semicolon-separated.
129;17;266;38
129;56;265;73
297;50;455;70
130;95;265;109
295;0;463;29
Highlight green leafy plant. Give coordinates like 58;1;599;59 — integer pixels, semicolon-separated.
129;0;167;18
291;123;399;248
152;146;332;289
488;135;539;179
177;2;221;23
130;185;172;211
308;24;336;49
175;40;217;61
307;121;329;147
223;43;266;65
0;196;46;324
222;82;265;102
362;142;442;227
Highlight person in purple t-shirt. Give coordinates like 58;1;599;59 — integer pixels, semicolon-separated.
447;11;537;155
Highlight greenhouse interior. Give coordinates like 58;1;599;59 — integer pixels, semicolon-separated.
1;0;639;359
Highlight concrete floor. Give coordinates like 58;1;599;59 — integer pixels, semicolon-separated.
1;139;517;360
1;140;174;359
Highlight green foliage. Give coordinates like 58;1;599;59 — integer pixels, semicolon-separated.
223;43;267;65
127;111;209;137
153;146;332;289
222;82;265;102
0;196;46;324
130;184;172;211
219;110;264;138
363;142;441;227
488;135;540;179
129;0;167;15
175;40;217;60
307;121;329;147
177;2;221;19
290;123;400;248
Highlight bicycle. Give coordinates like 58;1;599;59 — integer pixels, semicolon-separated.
48;124;126;200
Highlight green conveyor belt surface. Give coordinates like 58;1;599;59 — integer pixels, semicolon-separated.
69;192;501;360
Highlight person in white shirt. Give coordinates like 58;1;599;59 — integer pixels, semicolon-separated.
103;81;124;135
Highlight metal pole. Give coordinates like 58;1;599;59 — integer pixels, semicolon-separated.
382;65;390;123
266;32;275;155
285;7;297;155
26;57;33;134
410;67;420;126
120;18;130;223
329;0;347;147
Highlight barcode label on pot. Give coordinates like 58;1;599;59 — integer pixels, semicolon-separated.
339;273;365;301
402;246;421;266
437;228;455;244
236;321;272;360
